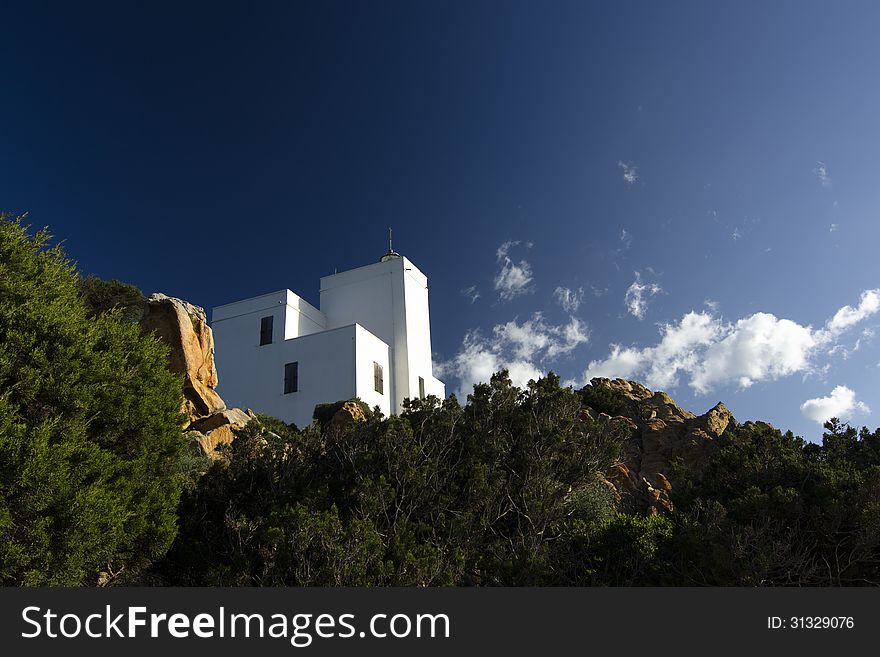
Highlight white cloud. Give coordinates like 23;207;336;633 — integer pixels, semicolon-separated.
830;223;839;233
618;161;638;185
583;311;724;390
800;386;870;424
825;289;880;333
704;299;720;312
620;229;632;249
581;288;880;394
624;271;662;320
690;313;817;393
589;284;609;297
732;227;742;241
814;161;831;187
553;286;584;313
461;285;480;304
438;313;589;397
494;240;534;301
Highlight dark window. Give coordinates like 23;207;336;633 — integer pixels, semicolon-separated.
260;315;274;346
419;376;425;399
373;362;384;395
284;362;298;394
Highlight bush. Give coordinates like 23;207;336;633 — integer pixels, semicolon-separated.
77;275;145;322
0;214;187;585
669;420;880;585
579;382;629;417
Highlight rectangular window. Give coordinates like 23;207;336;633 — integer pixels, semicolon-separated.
284;361;298;394
373;362;384;395
419;376;425;399
260;315;274;346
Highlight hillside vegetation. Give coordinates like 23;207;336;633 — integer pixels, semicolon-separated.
2;214;879;586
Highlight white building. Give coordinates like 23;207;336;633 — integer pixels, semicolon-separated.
211;247;445;427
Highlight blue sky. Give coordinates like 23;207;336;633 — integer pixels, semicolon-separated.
2;1;879;440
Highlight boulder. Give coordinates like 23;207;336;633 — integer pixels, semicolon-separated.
187;408;252;459
330;401;368;430
190;408;252;434
137;293;225;418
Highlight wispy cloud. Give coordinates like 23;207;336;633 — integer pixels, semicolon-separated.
624;271;662;320
830;223;839;233
825;289;880;333
800;386;870;424
494;240;534;301
618;160;638;185
619;228;632;249
814;161;831;187
731;227;742;241
437;313;589;397
461;285;480;304
827;338;862;360
581;288;880;394
553;286;584;314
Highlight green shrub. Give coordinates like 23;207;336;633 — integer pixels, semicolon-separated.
0;213;186;585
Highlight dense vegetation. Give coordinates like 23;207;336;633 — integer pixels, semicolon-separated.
160;388;880;586
0;214;187;585
162;374;627;585
2;213;879;586
668;420;880;585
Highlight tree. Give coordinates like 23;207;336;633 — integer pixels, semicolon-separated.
77;274;145;322
0;214;187;585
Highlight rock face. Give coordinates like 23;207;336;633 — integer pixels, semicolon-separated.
137;293;224;418
136;293;250;458
584;378;734;515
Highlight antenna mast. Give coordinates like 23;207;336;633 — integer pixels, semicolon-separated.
379;226;401;262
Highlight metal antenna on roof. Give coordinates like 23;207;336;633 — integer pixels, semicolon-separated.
379;226;401;262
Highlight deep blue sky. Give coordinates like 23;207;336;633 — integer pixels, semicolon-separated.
3;1;879;440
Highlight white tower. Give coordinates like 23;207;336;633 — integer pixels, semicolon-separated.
320;240;442;414
211;240;445;427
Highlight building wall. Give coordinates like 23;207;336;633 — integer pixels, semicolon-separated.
283;290;326;338
401;260;445;401
213;322;365;428
212;290;289;350
212;289;326;345
353;324;392;414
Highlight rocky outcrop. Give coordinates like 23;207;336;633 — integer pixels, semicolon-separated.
329;401;368;430
583;378;735;515
188;408;253;457
137;293;224;419
136;293;251;459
